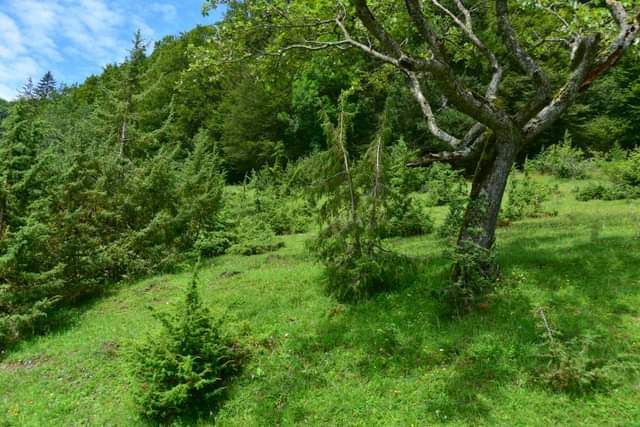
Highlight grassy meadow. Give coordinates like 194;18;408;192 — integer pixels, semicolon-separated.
1;174;640;426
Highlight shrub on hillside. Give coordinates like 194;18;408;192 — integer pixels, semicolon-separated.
129;278;242;420
311;222;416;302
422;163;467;206
530;131;589;179
536;309;609;394
242;161;314;235
444;241;499;314
380;197;434;238
376;139;434;238
502;167;556;221
611;147;640;187
309;102;420;302
575;147;640;201
437;190;467;240
228;218;284;255
575;183;634;201
0;118;227;350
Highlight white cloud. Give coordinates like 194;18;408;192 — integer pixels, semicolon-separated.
0;84;16;101
0;0;161;100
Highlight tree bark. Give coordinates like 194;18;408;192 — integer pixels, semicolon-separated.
457;134;519;251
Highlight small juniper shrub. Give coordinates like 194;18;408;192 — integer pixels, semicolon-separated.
502;164;557;222
422;163;467;207
576;146;640;201
589;142;628;172
228;217;284;255
309;95;419;302
615;146;640;187
129;277;242;421
535;309;609;394
217;186;285;257
311;222;414;302
214;156;317;256
530;131;590;179
0;297;60;351
437;186;467;240
0;128;229;349
193;228;235;258
244;159;314;235
575;182;634;201
380;140;434;237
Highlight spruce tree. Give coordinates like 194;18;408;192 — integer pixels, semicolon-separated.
35;72;57;100
117;30;146;158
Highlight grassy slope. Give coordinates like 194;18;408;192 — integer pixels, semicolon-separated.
1;176;640;426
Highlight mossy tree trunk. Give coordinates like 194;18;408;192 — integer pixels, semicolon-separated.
457;135;519;251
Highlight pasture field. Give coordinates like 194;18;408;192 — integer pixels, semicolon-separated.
1;176;639;426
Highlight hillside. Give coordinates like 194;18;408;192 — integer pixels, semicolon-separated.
2;176;639;426
2;1;640;425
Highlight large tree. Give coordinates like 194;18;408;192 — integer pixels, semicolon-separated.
205;0;639;278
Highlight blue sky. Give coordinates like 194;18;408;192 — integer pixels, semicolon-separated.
0;0;224;100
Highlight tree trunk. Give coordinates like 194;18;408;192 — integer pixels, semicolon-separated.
457;134;519;251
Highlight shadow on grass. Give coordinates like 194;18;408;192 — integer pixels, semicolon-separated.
1;285;122;357
253;233;640;424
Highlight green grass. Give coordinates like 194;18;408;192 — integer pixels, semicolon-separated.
2;175;640;426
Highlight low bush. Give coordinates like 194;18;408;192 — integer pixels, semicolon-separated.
381;140;435;237
605;146;640;188
242;161;314;236
575;183;634;201
536;309;609;394
381;197;433;238
311;222;416;302
502;167;556;221
575;147;640;201
228;218;284;256
437;191;467;241
530;131;589;179
422;163;467;206
0;127;228;350
129;278;242;421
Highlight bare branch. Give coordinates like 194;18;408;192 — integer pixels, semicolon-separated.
607;0;628;27
404;0;447;59
353;0;404;57
407;129;488;167
344;0;515;141
277;40;352;52
405;71;462;148
523;34;600;140
581;9;639;91
463;123;487;146
496;0;552;123
431;0;502;102
453;0;472;29
533;36;572;49
334;18;402;66
580;3;640;91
